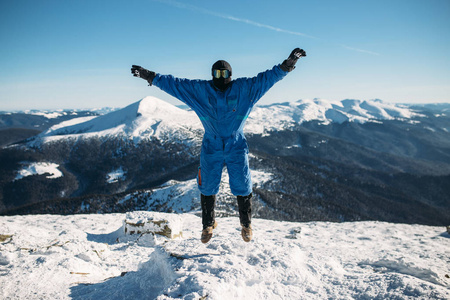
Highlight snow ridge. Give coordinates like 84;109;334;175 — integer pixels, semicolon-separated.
246;98;422;134
35;96;203;144
29;97;424;144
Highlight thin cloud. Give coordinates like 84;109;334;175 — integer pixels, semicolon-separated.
152;0;317;39
340;45;381;56
226;16;318;39
152;0;380;56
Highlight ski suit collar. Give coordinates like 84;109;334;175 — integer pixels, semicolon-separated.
210;80;233;92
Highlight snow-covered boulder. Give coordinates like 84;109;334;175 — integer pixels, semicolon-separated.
123;211;183;239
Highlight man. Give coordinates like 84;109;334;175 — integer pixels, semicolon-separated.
131;48;306;243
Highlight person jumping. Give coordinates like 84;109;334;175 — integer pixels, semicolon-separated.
131;48;306;243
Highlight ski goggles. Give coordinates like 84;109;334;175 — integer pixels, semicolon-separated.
212;69;231;79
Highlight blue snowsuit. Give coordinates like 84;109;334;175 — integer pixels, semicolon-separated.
152;65;288;196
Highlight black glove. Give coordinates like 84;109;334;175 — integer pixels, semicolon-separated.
131;65;156;85
280;48;306;72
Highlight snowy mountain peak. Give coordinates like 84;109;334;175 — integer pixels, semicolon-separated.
245;98;423;134
295;98;417;121
136;96;186;117
28;97;426;143
33;97;203;145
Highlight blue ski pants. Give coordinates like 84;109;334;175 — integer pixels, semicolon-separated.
198;132;251;196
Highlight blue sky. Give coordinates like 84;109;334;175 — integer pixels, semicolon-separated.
1;0;449;110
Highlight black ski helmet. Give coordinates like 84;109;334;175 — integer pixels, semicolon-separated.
211;60;232;77
211;60;232;91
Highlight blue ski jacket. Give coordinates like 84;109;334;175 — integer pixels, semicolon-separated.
152;64;288;196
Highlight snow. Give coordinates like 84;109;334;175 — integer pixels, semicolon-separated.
129;168;274;214
14;162;63;181
9;107;118;118
29;97;424;144
123;211;183;239
106;167;126;184
45;116;98;134
0;213;448;299
23;110;67;119
249;169;273;188
286;144;302;149
245;98;423;134
143;179;200;213
34;96;203;145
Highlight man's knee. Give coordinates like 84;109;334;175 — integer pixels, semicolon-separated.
227;162;252;196
229;177;252;196
197;163;223;196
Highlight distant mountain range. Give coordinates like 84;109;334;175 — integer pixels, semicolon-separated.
0;109;106;147
4;97;449;144
1;97;449;225
15;96;446;143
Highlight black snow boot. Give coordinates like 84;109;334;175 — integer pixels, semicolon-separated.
237;193;253;242
237;193;252;227
201;194;216;229
201;194;217;243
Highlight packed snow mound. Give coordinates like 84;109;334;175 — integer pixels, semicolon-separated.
0;212;449;299
34;96;203;144
246;98;423;134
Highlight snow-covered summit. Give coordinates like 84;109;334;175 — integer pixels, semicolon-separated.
34;96;203;144
246;98;422;134
0;212;448;299
29;97;425;143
